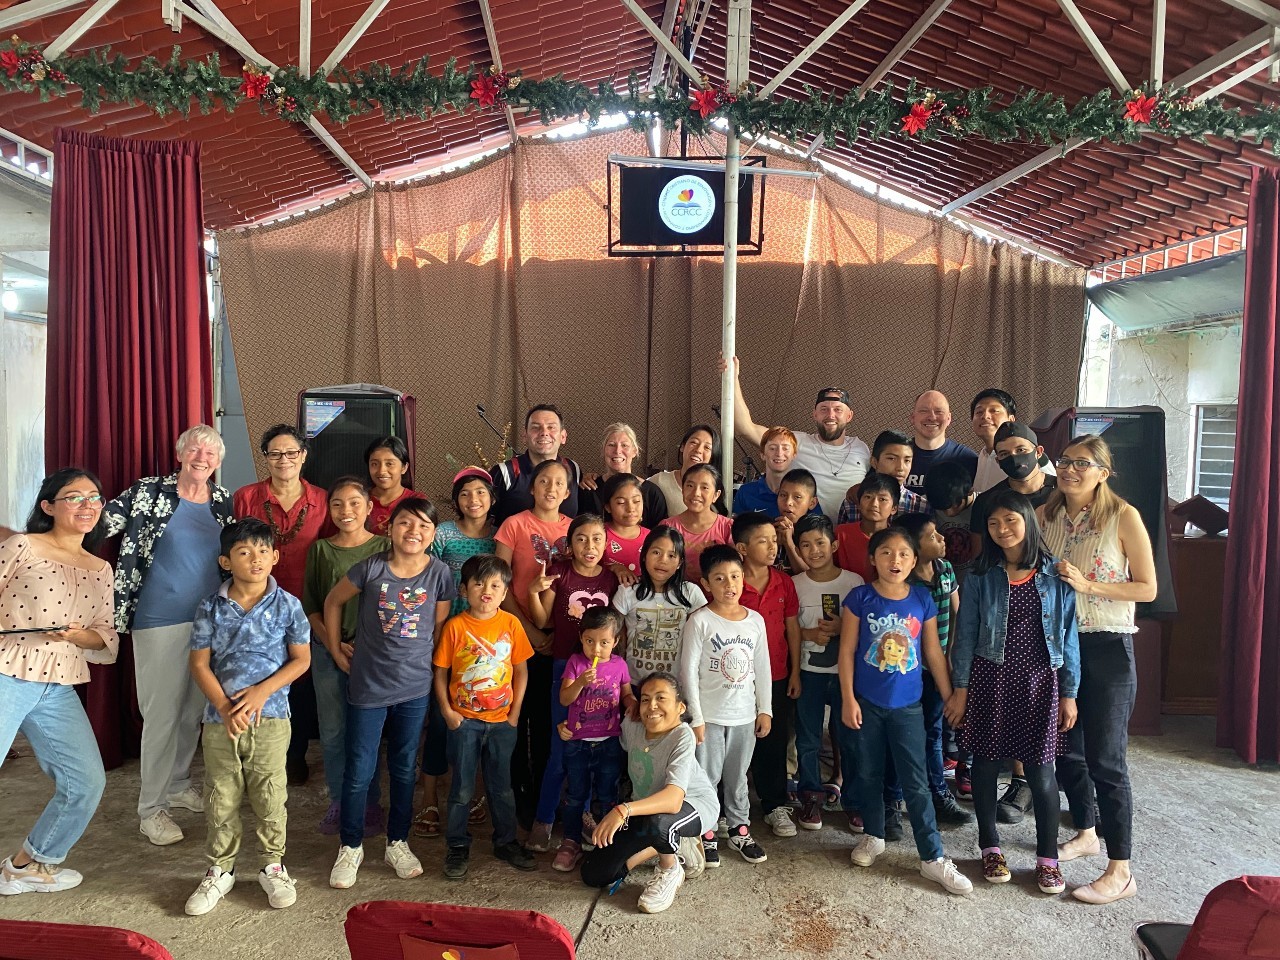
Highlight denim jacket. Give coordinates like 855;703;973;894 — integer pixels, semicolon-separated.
950;554;1081;698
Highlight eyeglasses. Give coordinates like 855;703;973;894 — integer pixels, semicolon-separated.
51;494;103;506
1055;457;1103;471
264;449;303;462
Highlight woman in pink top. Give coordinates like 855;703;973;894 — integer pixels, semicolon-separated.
0;468;120;896
664;463;734;582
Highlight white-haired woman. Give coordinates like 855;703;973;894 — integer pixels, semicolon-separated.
579;423;668;529
104;424;235;847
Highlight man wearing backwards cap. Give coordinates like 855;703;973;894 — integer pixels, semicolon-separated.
726;357;870;521
969;421;1058;537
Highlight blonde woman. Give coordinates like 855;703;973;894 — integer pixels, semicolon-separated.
1038;435;1156;905
579;423;667;529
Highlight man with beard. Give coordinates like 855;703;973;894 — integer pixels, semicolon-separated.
906;391;978;496
727;358;869;522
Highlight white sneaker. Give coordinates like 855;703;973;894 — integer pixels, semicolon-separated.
0;857;83;895
140;810;184;846
185;866;234;915
850;835;886;867
637;862;684;914
329;845;364;889
258;863;297;908
765;806;798;838
921;857;974;895
384;840;423;879
167;786;205;813
677;834;705;879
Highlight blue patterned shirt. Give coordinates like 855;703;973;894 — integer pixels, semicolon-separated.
837;482;930;524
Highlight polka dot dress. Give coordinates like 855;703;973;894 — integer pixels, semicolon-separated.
959;572;1066;765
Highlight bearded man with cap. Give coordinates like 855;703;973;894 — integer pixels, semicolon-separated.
727;357;869;521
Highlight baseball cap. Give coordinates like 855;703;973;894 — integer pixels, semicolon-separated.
994;421;1038;445
815;387;851;407
452;466;493;486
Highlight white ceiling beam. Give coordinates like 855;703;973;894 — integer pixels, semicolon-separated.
1168;26;1270;88
160;0;180;31
688;0;714;64
0;0;87;31
1150;0;1165;87
1219;0;1280;24
1055;0;1131;92
939;138;1085;214
320;0;391;74
858;0;953;94
477;0;518;143
803;132;825;158
619;0;702;87
759;0;874;98
299;0;311;75
306;116;373;186
646;0;682;89
1195;48;1280;100
43;0;117;59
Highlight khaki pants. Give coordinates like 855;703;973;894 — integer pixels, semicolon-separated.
202;719;290;871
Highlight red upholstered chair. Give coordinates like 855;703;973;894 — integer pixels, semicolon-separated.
0;920;174;960
1132;875;1280;960
344;900;576;960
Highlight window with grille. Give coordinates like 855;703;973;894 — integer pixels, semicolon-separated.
1193;405;1236;509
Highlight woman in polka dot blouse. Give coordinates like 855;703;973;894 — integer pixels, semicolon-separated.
0;467;120;896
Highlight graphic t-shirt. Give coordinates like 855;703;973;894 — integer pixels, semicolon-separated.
621;718;718;834
547;561;618;659
431;520;496;615
792;568;864;674
432;609;534;722
494;510;571;618
563;652;632;739
604;526;649;577
934;502;980;584
842;583;938;710
907;439;979;496
346;554;456;708
679;606;772;727
612;581;707;678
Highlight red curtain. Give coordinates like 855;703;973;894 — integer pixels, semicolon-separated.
1218;167;1280;765
46;130;212;769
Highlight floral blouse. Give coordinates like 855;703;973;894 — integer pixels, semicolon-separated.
1041;503;1136;635
0;535;120;684
103;473;235;633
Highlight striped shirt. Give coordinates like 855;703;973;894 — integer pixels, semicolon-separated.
909;559;957;657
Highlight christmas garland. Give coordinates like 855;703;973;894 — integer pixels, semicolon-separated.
3;35;1279;151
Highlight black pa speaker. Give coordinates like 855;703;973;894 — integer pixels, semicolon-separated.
297;384;416;492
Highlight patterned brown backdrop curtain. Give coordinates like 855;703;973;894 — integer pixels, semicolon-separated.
218;129;1086;497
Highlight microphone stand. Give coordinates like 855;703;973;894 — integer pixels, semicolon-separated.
475;404;507;442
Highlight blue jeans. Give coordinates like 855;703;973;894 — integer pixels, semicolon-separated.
795;672;858;803
561;737;623;843
534;657;570;825
446;718;518;851
340;694;429;848
921;671;947;798
312;643;380;808
854;699;943;862
0;674;106;864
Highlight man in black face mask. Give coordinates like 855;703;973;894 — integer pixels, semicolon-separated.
970;421;1057;538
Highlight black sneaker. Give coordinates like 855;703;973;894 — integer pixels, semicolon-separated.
727;826;767;864
997;778;1032;824
883;807;904;842
494;842;537;871
286;755;309;786
443;847;469;880
933;791;974;825
702;836;721;869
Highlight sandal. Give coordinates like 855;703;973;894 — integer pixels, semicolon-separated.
822;782;842;812
413;805;441;838
468;795;488;825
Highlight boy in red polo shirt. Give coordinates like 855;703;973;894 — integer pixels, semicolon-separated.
733;512;801;839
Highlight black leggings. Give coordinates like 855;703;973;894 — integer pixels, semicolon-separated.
580;802;703;888
972;758;1060;859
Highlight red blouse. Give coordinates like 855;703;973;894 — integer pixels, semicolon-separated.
232;479;333;598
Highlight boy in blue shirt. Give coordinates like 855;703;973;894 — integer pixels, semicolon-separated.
185;519;311;916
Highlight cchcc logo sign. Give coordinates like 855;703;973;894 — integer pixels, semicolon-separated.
657;174;715;234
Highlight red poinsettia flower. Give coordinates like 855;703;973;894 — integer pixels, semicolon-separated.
1124;93;1158;124
901;102;933;135
1;50;20;79
690;86;720;118
238;68;270;100
470;74;499;107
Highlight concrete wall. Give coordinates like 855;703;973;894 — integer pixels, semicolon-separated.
1188;324;1241;405
0;316;47;528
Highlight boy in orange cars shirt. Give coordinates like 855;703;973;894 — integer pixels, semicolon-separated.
433;554;536;879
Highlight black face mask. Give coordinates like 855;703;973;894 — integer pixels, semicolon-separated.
999;451;1038;480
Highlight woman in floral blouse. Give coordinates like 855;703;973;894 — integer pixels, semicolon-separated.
103;424;234;847
0;467;119;895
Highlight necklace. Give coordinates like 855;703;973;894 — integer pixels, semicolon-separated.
812;435;853;478
264;500;310;546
